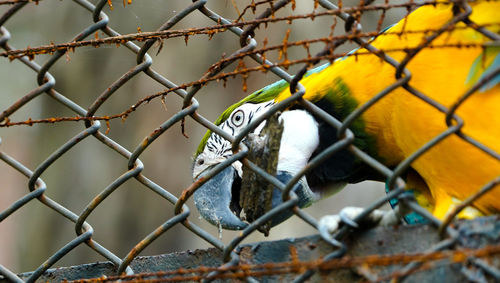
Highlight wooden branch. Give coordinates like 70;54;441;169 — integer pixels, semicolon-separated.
240;112;283;236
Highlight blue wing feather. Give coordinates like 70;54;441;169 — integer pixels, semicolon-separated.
466;45;500;92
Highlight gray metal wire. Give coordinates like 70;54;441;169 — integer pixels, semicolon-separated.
0;0;499;282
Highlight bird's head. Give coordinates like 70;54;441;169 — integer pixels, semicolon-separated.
192;92;323;230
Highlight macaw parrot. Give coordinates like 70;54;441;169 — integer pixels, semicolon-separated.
192;1;500;230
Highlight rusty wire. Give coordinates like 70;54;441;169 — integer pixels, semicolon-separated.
67;243;500;282
0;0;40;5
1;0;500;282
1;40;495;128
0;0;485;60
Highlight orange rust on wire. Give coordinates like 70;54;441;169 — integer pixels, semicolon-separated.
0;0;40;4
376;0;389;32
0;0;473;60
0;27;229;59
278;29;291;63
104;120;111;135
230;0;243;21
0;41;492;128
68;244;500;282
0;116;114;127
374;259;448;283
204;25;497;74
176;177;208;214
235;59;249;92
289;245;307;274
0;41;485;129
235;0;275;23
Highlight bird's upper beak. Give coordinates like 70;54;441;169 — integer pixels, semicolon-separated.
193;166;247;230
193;165;317;230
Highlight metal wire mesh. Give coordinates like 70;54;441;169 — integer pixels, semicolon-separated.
1;0;500;282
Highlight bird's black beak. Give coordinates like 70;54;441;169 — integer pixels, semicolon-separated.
194;166;317;230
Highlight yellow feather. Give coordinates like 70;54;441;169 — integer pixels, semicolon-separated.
276;2;500;219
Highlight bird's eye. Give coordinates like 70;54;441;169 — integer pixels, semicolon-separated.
231;110;245;127
197;158;204;166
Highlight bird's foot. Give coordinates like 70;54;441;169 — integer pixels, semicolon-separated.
318;206;402;243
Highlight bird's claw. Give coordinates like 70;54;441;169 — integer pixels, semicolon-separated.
339;208;362;228
319;206;402;244
318;214;344;248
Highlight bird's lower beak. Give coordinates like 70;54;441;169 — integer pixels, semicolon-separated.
194;166;317;230
270;171;317;225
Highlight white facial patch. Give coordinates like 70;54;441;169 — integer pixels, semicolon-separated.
277;110;319;175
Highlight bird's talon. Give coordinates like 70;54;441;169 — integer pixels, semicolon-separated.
339;210;360;228
318;215;344;247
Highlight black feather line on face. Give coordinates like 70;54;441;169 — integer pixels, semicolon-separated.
214;133;222;144
225;123;235;136
207;143;216;152
248;111;255;124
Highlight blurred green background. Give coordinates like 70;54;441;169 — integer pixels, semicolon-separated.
0;0;407;274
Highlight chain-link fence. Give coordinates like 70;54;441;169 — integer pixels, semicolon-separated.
1;0;500;282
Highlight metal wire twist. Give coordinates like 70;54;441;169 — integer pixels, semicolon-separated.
1;0;499;282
